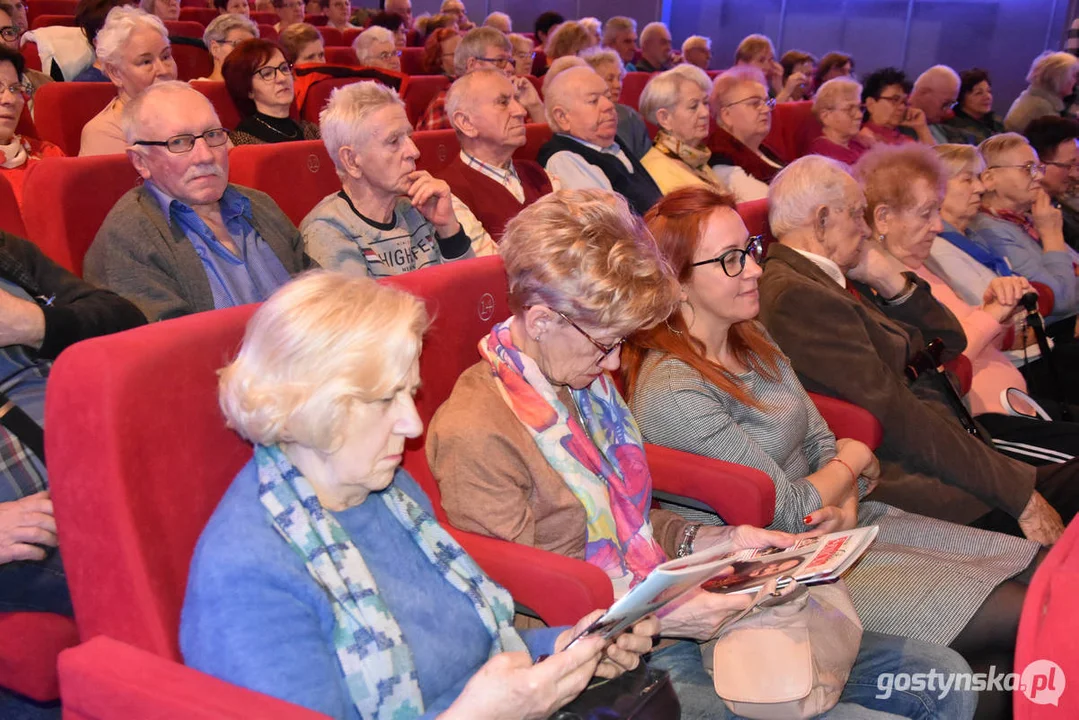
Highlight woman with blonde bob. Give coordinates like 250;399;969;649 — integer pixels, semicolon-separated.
808;76;871;164
1006;51;1079;133
181;271;658;720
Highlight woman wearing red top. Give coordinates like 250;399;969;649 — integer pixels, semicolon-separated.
808;76;872;165
0;47;64;209
860;67;934;146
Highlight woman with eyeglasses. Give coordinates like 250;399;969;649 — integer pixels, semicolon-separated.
223;38;320;146
808;77;873;164
639;66;721;195
707;66;785;203
0;47;63;208
197;13;258;83
621;185;1039;720
508;33;534;77
860;67;934;147
353;25;401;72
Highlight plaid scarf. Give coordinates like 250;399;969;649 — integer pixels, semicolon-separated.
981;206;1040;242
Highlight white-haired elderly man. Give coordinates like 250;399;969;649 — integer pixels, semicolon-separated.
416;25;543;131
483;10;510;33
602;16;637;71
681;35;711;70
85;81;309;322
537;65;661;215
635;21;674;73
301;81;495;278
352;25;400;72
437;68;559;244
910;65;971;144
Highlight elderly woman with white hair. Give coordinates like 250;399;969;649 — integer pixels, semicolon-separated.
808;76;872;164
196;13;258;82
639;66;722;194
79;6;177;156
708;65;784;202
181;271;660;720
507;32;533;76
581;47;651;159
352;25;401;72
1005;51;1079;133
301;81;493;278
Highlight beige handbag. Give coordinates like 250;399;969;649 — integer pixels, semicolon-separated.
700;578;863;720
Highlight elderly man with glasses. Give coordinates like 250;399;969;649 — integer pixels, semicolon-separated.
1027;116;1079;253
910;65;973;144
85;81;311;322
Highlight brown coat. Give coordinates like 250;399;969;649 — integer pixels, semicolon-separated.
426;361;690;560
757;243;1036;524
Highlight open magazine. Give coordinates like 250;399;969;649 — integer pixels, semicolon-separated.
570;526;879;644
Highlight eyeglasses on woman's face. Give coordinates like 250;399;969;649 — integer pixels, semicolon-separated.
723;95;775;113
691;235;764;277
253;61;292;81
876;93;909;106
555;310;624;359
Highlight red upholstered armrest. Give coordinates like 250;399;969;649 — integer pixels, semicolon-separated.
943;354;973;398
644;442;774;528
1031;281;1055;318
58;636;330;720
450;528;613;626
808;392;883;450
0;611;78;702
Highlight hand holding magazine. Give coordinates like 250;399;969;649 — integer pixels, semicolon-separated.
569;526;878;645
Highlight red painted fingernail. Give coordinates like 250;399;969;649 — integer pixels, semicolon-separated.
803;515;812;524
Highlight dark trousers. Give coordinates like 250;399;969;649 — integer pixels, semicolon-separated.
968;459;1079;537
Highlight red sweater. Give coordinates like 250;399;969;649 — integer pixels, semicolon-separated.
436;157;553;242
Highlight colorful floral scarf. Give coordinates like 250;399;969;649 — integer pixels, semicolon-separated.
479;319;667;597
655;130;724;189
256;443;526;720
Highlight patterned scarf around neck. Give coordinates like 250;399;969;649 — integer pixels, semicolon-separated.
981;205;1040;242
479;319;667;597
256;443;526;720
655;130;723;188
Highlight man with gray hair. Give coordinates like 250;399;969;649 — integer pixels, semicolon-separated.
352;24;400;71
437;68;559;243
682;35;711;70
85;81;308;322
302;81;494;278
636;21;673;73
602;16;637;70
416;25;543;130
910;65;968;143
483;10;510;33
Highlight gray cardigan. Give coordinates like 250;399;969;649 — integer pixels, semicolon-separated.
84;184;312;322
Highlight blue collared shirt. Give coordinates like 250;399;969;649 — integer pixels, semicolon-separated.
147;182;292;309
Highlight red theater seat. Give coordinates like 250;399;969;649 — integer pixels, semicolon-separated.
324;46;359;67
402;74;450;126
0;174;25;236
164;20;206;38
318;25;344;46
413;128;458;173
514;123;552;164
400;46;425;75
228;140;339;226
26;0;76;24
306;13;327;26
735;198;776;251
763;100;821;164
619;71;654;110
172;43;214;81
32;81;114;156
29;14;75;29
20;41;43;72
179;7;217;24
250;11;278;24
258;23;278;40
343;27;362;46
190;80;241;130
22;155;142;275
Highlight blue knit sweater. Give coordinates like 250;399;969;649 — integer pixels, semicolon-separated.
180;460;562;719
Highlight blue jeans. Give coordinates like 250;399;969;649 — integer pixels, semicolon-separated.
648;631;978;719
0;546;72;616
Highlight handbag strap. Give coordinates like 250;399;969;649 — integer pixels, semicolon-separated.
712;578;804;638
0;390;44;462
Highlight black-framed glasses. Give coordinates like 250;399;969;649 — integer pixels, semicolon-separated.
691;235;764;277
988;162;1045;178
476;55;514;69
133;127;229;154
1045;160;1079;171
0;25;17;41
0;81;32;100
876;94;909;106
253;61;292;81
723;96;775;112
555;310;624;358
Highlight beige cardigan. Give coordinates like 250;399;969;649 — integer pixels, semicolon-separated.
426;361;690;561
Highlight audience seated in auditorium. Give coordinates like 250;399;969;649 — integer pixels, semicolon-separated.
224;39;320;145
970;133;1079;329
426;188;978;720
301;82;493;277
1027;116;1079;251
780;50;815;101
757;155;1078;545
813;50;854;93
278;22;325;65
861;67;933;146
602;16;637;72
139;0;179;23
508;32;533;77
533;10;563;51
85;82;309;321
581;48;652;159
214;0;250;17
0;48;63;208
438;69;557;244
353;25;401;72
417;27;543;132
322;0;355;31
708;66;783;203
483;10;510;34
385;0;417;45
1006;51;1079;133
197;13;258;82
181;270;656;720
911;65;965;144
681;35;710;71
80;7;178;157
634;21;673;73
70;0;128;82
0;3;48;96
640;66;722;195
538;66;660;215
421;26;458;76
272;0;303;33
734;34;801;103
623;186;1039;720
808;76;871;164
544;20;596;67
944;68;1006;145
368;11;408;47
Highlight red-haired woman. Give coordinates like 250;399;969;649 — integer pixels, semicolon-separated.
421;26;460;76
622;186;1042;720
223;38;320;145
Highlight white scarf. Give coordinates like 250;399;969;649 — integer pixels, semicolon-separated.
0;136;27;170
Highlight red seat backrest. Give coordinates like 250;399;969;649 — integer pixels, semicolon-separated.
26;0;76;24
22;155;142;275
172;43;213;81
343;27;362;46
20;41;43;72
0;176;26;237
530;49;545;76
227;140;338;226
250;11;278;24
32;81;115;156
163;20;205;38
178;7;217;24
306;13;326;26
324;46;359;67
413;128;458;174
318;25;344;46
30;14;75;29
514;123;552;164
402;74;449;126
736;198;776;252
257;23;277;40
618;71;654;110
190;80;242;130
15;105;36;140
400;46;425;75
298;76;356;122
763;100;821;164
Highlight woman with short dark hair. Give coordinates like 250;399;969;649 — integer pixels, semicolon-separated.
223;38;319;145
944;68;1006;145
861;66;933;145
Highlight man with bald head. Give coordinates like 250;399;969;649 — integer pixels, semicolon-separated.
910;65;971;143
85;81;310;322
438;68;559;243
538;65;660;215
